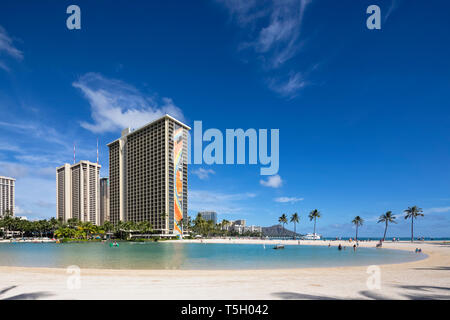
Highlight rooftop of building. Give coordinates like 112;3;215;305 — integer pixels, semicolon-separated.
0;176;16;181
56;160;102;170
106;114;191;146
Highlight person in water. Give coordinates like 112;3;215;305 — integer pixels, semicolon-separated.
353;244;357;251
338;244;342;250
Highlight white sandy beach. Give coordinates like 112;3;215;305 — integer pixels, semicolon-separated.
0;239;449;300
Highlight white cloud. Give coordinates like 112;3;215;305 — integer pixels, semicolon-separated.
74;73;185;133
0;120;67;147
260;174;282;188
34;200;55;209
191;168;216;180
15;205;32;215
268;72;307;97
384;0;402;22
189;189;256;214
216;0;269;26
216;0;312;96
14;177;56;220
0;162;28;179
0;141;21;152
0;61;10;72
275;196;303;203
0;25;23;71
424;207;450;214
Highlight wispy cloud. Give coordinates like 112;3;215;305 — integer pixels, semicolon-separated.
191;168;216;180
384;0;402;23
260;174;282;188
216;0;312;97
268;72;307;97
423;207;450;214
74;73;185;133
189;189;256;214
274;196;303;203
0;162;28;179
0;120;67;147
0;141;22;152
0;25;23;71
15;205;32;216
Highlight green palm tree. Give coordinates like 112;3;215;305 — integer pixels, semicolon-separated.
352;216;364;242
1;211;14;236
404;206;424;242
193;213;207;236
377;211;397;241
103;221;113;238
67;218;79;228
115;220;125;239
137;221;152;235
290;213;300;240
49;217;59;238
278;214;288;238
308;209;321;239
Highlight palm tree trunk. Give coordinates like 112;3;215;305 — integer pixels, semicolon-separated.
313;218;316;240
356;225;358;242
294;223;296;240
383;221;387;241
411;217;414;243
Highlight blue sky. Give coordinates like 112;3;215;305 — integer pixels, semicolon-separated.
1;0;450;237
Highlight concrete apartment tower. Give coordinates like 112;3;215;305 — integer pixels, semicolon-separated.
56;161;101;225
99;177;110;225
0;176;15;217
107;115;190;235
198;211;217;225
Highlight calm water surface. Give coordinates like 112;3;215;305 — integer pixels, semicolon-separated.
0;242;425;270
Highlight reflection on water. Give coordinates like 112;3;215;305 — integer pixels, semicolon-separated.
0;242;425;270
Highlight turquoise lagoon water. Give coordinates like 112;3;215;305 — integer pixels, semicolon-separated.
0;242;425;270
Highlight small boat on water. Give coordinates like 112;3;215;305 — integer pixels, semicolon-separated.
273;244;285;250
302;233;321;240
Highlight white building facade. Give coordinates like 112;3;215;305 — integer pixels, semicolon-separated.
0;176;15;217
56;161;101;225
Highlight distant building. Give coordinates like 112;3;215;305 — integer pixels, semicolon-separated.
56;161;101;225
107;115;190;235
222;219;261;234
244;225;262;234
234;219;246;227
0;176;15;217
99;177;110;225
232;224;244;234
199;211;217;225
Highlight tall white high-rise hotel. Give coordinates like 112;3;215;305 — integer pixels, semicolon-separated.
108;115;189;235
56;161;101;225
0;176;15;217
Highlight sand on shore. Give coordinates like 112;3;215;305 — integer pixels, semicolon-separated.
0;239;449;300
